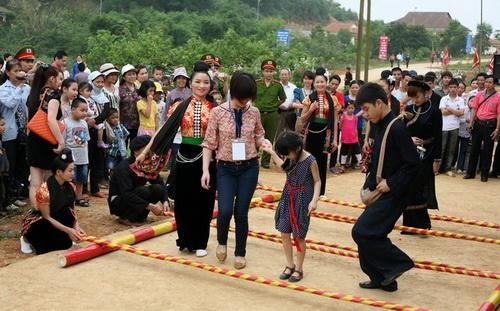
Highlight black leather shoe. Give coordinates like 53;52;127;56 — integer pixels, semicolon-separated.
481;176;488;182
359;280;398;292
261;164;270;169
381;264;414;286
489;173;499;178
463;175;474;180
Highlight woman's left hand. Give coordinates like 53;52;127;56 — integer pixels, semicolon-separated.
308;201;317;216
201;171;210;190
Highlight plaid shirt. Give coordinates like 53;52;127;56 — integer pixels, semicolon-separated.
109;123;129;157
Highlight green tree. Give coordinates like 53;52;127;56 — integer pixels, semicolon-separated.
474;23;493;53
440;20;469;56
337;29;353;48
385;23;431;55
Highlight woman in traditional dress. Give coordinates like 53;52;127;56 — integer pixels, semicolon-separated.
402;80;442;231
297;69;339;196
136;61;216;257
21;149;85;254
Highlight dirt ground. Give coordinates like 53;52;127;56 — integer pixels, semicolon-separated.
0;168;498;311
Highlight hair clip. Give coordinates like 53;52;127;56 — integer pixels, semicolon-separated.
61;153;67;160
387;75;394;83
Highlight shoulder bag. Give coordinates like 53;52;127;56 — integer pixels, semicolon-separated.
360;115;403;207
27;90;65;145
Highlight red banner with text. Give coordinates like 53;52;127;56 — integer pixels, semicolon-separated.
378;36;389;60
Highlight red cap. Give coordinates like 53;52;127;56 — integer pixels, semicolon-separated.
15;47;36;60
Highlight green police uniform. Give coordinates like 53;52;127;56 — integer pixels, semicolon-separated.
255;72;286;167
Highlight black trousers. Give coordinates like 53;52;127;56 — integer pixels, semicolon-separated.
111;184;166;222
3;139;29;199
352;196;414;284
466;122;496;178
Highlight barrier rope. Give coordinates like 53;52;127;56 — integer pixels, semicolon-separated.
244;228;495;274
81;235;429;311
256;185;500;229
250;202;500;245
234;227;499;280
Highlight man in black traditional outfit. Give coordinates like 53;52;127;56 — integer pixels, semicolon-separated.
108;135;168;226
352;83;420;292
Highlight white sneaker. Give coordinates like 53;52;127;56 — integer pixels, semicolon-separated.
20;236;33;254
196;249;208;257
14;200;28;207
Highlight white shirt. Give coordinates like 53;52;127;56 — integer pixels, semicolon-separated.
280;81;296;110
439;95;465;131
391;88;405;102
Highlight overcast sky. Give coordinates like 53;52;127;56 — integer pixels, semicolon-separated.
334;0;500;33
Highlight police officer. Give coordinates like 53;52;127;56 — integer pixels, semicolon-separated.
254;59;286;168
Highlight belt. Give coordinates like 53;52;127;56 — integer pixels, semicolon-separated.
476;118;497;126
218;157;258;166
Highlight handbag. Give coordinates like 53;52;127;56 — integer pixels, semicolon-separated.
26;90;65;145
360;115;403;207
104;121;115;144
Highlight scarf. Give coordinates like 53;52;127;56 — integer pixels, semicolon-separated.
90;82;109;110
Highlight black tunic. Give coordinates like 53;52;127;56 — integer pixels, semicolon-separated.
24;176;76;254
430;91;442;110
403;101;442;210
108;157;167;222
389;95;400;116
352;112;418;284
364;112;420;201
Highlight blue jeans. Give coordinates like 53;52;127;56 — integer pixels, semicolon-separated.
216;158;259;257
107;154;124;172
456;136;471;171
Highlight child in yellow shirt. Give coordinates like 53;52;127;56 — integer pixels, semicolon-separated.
137;80;158;137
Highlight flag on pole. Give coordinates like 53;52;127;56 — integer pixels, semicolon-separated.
472;48;480;69
486;55;494;74
442;47;450;66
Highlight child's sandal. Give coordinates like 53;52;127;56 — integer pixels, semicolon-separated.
279;265;295;280
288;270;303;283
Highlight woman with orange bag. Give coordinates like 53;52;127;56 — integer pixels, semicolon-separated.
26;65;64;207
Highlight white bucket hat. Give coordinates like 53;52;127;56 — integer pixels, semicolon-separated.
100;63;120;77
173;67;189;80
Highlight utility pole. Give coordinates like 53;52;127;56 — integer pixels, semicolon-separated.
479;0;483;70
355;0;365;80
257;0;261;20
363;0;371;82
99;0;103;16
